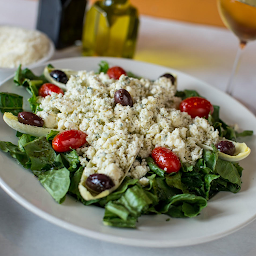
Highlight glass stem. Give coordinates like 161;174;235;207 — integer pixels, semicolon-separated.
226;42;246;95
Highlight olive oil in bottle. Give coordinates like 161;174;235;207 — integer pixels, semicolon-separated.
82;0;139;58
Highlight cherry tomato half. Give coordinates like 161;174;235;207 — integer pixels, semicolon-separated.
52;130;87;153
151;147;181;173
179;96;214;118
39;83;64;97
107;66;127;80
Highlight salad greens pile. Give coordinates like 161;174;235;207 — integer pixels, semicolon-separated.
0;62;253;228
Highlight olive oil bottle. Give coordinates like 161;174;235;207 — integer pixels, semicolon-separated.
82;0;139;58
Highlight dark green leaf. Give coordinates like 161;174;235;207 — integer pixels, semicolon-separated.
18;134;37;152
215;158;241;187
146;157;165;177
103;209;137;228
46;130;59;141
126;71;141;79
98;61;109;74
61;150;80;171
203;149;218;171
14;65;47;86
236;130;253;137
166;172;189;193
38;167;70;203
69;166;84;196
23;137;56;171
0;141;30;168
0;92;23;115
175;90;202;100
160;194;207;218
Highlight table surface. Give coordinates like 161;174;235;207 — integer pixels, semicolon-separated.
1;1;256;255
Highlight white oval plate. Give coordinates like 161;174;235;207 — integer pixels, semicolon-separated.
0;57;256;248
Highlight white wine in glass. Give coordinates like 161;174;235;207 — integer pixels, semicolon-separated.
217;0;256;95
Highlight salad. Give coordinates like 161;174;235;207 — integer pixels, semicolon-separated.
0;61;252;228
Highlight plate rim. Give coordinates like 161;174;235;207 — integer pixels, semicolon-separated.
0;56;256;248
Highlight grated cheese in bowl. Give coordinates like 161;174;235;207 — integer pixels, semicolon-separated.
0;26;54;78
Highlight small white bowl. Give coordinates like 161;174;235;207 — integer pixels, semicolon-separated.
0;31;55;82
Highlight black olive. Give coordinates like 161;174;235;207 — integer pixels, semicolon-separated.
114;89;133;107
160;73;176;84
85;173;115;193
18;112;44;127
50;70;68;84
216;140;236;156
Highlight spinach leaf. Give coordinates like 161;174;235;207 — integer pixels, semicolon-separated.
69;166;84;197
23;137;56;171
160;194;207;218
103;209;138;228
166;172;189;194
38;167;70;203
26;80;44;112
175;90;202;100
0;141;30;168
126;71;141;79
146;157;165;177
97;61;109;74
14;65;47;86
61;150;80;172
98;177;139;207
215;158;242;187
204;174;220;200
103;184;155;228
0;92;23;115
236;130;254;137
46;130;59;141
18;133;37;152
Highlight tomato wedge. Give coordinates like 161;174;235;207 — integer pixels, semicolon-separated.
151;147;181;173
107;66;127;80
39;83;64;97
52;130;87;152
179;96;214;118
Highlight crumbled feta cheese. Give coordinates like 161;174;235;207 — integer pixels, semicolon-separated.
37;71;219;185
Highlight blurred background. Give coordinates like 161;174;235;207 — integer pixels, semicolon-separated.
90;0;225;27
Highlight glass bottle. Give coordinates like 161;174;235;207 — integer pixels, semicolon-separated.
82;0;139;58
36;0;87;49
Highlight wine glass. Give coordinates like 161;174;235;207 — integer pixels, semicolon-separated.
217;0;256;95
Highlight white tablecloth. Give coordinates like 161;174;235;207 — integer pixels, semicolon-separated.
0;1;256;255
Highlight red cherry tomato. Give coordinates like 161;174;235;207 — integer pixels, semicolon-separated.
151;147;181;173
52;130;87;153
107;66;127;80
179;96;214;118
39;83;64;97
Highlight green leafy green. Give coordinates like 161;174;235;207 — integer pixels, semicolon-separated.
175;89;202;100
0;141;30;168
61;150;80;172
14;65;47;86
38;167;70;203
0;92;23;115
97;61;109;74
23;137;56;171
162;194;207;218
146;157;165;177
236;130;254;137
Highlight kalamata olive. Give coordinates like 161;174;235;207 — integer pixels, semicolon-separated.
50;70;68;84
216;140;236;156
85;173;115;193
18;112;44;127
160;73;176;84
114;89;133;107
